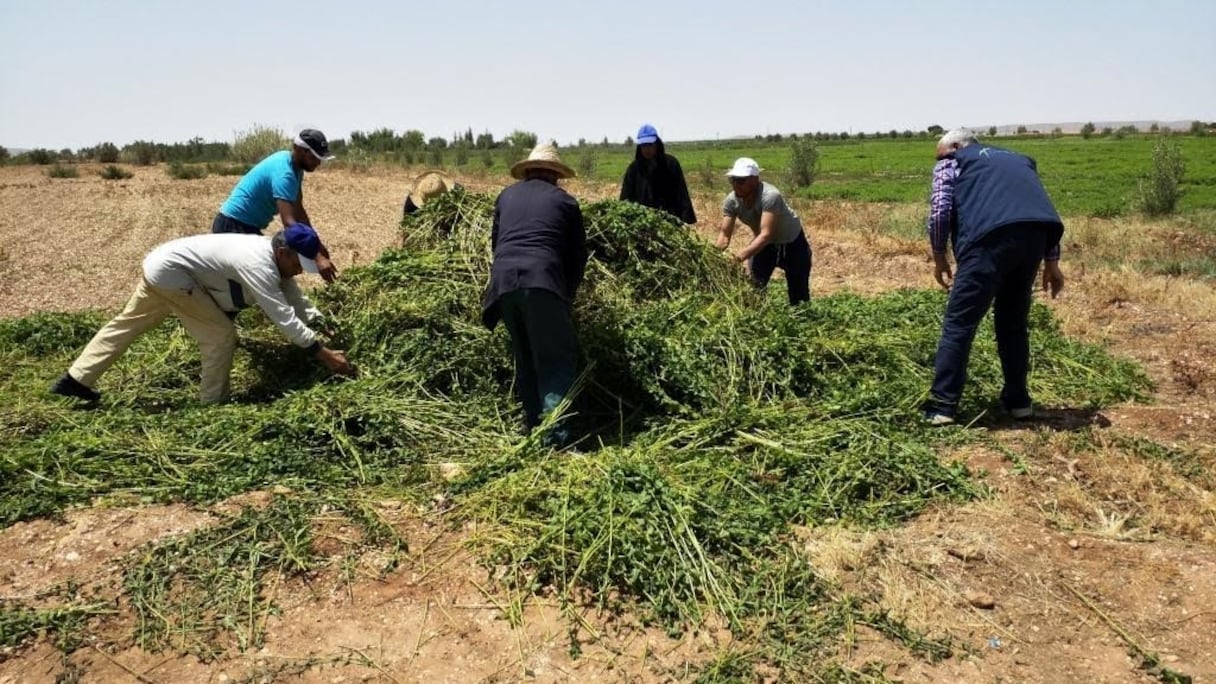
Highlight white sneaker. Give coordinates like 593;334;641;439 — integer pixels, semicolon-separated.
925;413;956;426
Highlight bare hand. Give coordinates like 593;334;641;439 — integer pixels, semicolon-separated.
315;253;338;283
316;346;355;376
933;253;953;290
1042;261;1065;299
715;233;730;251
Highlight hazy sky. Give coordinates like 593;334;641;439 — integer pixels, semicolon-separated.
2;0;1213;150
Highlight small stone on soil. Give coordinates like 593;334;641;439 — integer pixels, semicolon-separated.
965;590;997;609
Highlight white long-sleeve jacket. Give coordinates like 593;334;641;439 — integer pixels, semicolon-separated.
142;234;321;348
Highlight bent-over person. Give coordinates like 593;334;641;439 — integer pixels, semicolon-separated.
481;142;587;448
51;225;354;405
715;157;812;304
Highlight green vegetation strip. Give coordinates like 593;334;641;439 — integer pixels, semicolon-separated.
0;191;1151;679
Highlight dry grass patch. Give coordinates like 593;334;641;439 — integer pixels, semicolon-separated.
1026;431;1216;543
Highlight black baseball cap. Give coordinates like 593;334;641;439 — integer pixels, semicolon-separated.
294;129;335;161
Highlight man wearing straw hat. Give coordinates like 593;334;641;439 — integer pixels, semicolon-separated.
403;170;458;218
50;225;355;406
716;157;812;304
211;129;340;283
481;141;587;448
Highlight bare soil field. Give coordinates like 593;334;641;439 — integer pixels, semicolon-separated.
1;163;1213;682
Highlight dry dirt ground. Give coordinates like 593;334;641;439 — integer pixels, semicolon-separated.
1;164;1213;683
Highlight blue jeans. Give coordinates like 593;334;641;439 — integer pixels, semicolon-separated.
927;223;1050;416
498;288;579;446
750;232;812;304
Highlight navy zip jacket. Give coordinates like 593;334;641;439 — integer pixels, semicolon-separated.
952;144;1064;255
482;179;588;329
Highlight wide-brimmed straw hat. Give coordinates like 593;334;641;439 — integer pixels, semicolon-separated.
406;170;456;208
510;140;576;180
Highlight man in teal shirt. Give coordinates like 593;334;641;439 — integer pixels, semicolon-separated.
212;129;338;282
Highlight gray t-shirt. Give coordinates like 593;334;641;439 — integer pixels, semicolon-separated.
722;182;804;244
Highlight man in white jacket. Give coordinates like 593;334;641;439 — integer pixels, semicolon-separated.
50;224;354;404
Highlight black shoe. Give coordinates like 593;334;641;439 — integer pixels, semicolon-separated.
50;373;101;402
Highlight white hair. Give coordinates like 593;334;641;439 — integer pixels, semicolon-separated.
938;128;979;148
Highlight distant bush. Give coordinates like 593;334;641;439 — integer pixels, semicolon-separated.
204;162;251;176
1138;136;1185;216
166;161;207;180
506;130;538;150
1080;122;1096;139
697;156;717;190
788;139;820;190
481;149;494;169
46;164;78;179
499;146;522;169
99;165;134;180
0;145;8;165
124;141;159;166
27;148;55;165
453;144;469;167
330;147;370;174
231;125;287;165
1089;200;1125;219
427;148;444;167
576;147;597;177
96;142;120;163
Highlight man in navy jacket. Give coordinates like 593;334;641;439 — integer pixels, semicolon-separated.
482;141;587;447
922;130;1066;425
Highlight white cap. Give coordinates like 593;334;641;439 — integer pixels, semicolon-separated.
725;157;762;178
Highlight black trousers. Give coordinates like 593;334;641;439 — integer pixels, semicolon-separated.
749;232;812;304
211;213;262;235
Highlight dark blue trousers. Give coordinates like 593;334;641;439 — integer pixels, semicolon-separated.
928;223;1050;415
498;288;579;446
750;232;812;304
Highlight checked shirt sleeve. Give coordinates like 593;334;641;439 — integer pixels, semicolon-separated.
927;158;957;256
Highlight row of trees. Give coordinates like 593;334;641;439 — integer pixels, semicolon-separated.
1;137;235;166
0;127;549;167
344;128;539;155
1079;120;1211;139
3;121;1212;168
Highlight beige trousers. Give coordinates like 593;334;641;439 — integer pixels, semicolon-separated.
68;278;237;403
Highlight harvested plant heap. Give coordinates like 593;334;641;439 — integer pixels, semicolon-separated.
0;188;1149;677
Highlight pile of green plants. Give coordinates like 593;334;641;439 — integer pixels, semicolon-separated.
0;189;1151;679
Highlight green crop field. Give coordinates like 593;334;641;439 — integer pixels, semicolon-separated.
1;194;1167;680
573;135;1216;217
